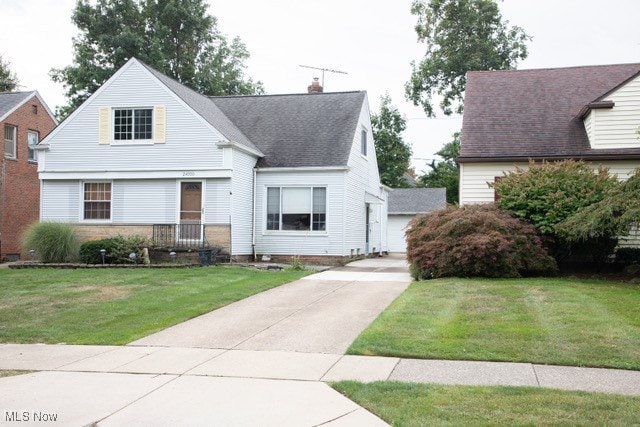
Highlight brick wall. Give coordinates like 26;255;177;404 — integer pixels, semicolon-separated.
72;223;231;254
0;96;56;261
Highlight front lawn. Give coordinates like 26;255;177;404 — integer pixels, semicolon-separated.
0;267;308;345
332;381;640;426
348;277;640;370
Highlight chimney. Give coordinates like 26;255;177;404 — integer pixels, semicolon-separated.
307;77;323;94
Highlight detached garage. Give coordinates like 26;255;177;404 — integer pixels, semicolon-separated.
387;188;446;253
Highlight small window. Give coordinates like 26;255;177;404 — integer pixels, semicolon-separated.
266;187;326;231
31;105;38;114
114;108;152;141
84;182;111;220
361;128;367;156
4;125;16;159
27;130;39;162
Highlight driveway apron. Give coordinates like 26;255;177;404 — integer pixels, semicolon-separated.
130;255;411;353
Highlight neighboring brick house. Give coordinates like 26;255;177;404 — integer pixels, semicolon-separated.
1;91;57;261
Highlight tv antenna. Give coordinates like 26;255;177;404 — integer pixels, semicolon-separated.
299;64;348;88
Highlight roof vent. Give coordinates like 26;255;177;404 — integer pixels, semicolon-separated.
307;77;323;94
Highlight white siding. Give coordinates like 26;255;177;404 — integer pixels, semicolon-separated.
460;160;640;205
41;180;80;222
344;96;386;255
204;178;231;224
230;150;258;255
42;61;226;172
388;215;412;253
584;110;594;143
254;171;345;256
589;73;640;149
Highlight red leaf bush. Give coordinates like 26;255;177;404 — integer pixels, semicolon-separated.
406;204;557;279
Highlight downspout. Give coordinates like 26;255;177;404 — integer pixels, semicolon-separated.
252;166;257;261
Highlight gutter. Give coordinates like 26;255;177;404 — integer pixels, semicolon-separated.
252;166;257;262
456;153;640;163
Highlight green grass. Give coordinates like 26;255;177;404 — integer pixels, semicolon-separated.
0;267;309;345
348;277;640;370
332;381;640;426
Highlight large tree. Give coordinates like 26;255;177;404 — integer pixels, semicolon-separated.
418;131;460;204
51;0;263;118
0;55;19;92
406;0;530;116
371;95;413;188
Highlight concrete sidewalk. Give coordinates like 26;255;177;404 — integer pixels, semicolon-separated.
1;343;640;426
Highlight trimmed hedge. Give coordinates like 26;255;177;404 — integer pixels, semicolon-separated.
79;235;150;264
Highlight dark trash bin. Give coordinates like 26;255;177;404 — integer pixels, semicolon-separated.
198;249;213;266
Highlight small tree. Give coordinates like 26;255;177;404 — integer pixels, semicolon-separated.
406;204;557;279
556;169;640;242
0;55;19;92
371;95;413;188
492;160;619;262
418;131;460;203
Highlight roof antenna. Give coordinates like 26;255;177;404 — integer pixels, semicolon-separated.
299;65;348;89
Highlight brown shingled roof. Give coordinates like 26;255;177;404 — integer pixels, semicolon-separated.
459;63;640;162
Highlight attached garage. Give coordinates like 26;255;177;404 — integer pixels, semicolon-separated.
387;188;446;253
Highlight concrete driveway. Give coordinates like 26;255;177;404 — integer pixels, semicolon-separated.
130;255;411;353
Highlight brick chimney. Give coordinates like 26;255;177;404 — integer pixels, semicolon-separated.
307;77;323;94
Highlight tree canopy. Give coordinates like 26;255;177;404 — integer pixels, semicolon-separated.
0;55;19;92
418;132;460;203
51;0;263;118
406;0;530;116
371;95;413;188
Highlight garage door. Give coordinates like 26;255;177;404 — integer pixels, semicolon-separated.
387;215;413;253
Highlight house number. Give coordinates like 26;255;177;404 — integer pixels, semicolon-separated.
182;171;196;176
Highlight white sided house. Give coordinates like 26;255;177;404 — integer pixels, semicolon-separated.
458;63;640;247
37;58;388;262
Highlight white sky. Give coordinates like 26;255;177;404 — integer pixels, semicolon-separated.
2;0;639;173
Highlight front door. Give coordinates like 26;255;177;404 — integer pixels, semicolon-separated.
180;182;202;240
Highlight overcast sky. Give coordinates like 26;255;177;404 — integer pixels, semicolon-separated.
2;0;639;172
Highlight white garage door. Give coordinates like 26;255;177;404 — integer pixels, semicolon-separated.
387;215;413;253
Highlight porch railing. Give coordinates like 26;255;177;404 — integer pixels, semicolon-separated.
152;223;210;249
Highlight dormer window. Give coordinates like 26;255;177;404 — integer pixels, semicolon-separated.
114;108;153;141
361;128;367;156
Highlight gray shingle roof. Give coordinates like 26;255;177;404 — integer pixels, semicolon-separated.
211;92;365;167
0;91;34;121
388;188;446;214
139;62;261;154
459;63;640;162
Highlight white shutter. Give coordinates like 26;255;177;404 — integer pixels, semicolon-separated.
98;107;110;145
154;105;166;144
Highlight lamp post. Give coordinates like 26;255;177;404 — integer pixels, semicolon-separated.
129;252;137;264
169;251;177;263
29;249;35;261
100;249;106;266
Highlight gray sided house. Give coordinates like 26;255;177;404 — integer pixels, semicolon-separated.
37;58;388;262
387;188;446;253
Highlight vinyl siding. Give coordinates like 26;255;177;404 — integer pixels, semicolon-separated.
204;178;232;224
590;74;640;149
42;61;226;172
460;161;639;205
112;180;175;223
344;97;385;255
40;180;80;222
254;171;345;256
230;150;258;255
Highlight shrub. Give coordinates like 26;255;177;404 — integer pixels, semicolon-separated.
492;160;619;262
79;238;121;264
21;222;80;263
615;247;640;265
406;204;557;279
110;235;151;264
